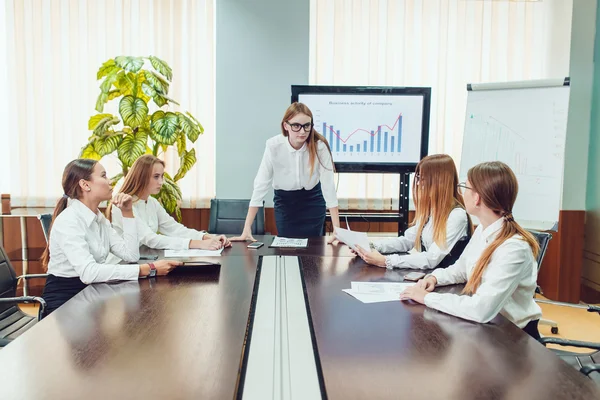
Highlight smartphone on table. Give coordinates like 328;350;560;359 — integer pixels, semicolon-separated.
247;242;264;249
403;271;426;281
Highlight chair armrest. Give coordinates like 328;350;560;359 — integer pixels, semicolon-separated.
17;274;49;280
0;296;46;321
581;364;600;376
588;305;600;314
539;337;600;350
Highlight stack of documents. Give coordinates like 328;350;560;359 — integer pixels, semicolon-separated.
342;281;415;303
164;248;224;257
334;227;370;251
270;237;309;248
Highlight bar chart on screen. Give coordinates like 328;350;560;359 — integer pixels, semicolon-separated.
299;93;424;164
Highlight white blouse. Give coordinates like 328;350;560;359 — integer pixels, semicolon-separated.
425;218;542;328
249;135;338;208
112;196;206;250
47;199;140;284
373;208;469;269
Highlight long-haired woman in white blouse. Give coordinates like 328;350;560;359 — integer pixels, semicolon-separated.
41;159;180;316
231;102;341;241
400;161;543;340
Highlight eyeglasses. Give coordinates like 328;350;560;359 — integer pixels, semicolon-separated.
286;121;313;132
457;182;472;195
415;173;422;184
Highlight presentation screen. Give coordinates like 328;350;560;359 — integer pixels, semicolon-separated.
292;86;430;173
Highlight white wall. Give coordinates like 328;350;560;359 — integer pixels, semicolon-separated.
215;0;310;206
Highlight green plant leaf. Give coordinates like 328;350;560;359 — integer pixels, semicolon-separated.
115;56;144;73
80;143;102;160
141;82;157;98
118;130;148;167
88;113;115;130
97;59;120;80
176;133;187;157
154;175;182;220
90;116;120;136
174;148;196;181
178;112;202;142
115;71;137;96
119;95;148;128
95;92;108;113
150;111;179;145
185;111;205;134
144;71;169;94
107;90;121;100
94;133;123;156
164;172;182;198
148;55;173;81
100;70;119;93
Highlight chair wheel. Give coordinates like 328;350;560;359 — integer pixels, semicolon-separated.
551;327;558;334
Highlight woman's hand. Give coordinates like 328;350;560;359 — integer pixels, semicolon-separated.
229;227;257;242
354;245;387;267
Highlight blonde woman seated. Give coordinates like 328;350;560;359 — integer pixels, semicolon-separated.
111;155;231;251
355;154;471;270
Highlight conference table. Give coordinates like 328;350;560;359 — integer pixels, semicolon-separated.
0;236;597;400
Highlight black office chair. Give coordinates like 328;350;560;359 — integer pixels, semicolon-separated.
435;235;470;269
527;229;559;333
539;310;600;385
0;243;47;347
37;213;52;243
208;199;265;235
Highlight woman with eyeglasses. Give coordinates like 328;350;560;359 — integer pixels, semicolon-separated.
354;154;472;270
400;161;543;340
231;102;340;241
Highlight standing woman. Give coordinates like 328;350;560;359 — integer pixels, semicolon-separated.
110;155;230;251
401;161;543;339
41;159;180;316
232;102;340;241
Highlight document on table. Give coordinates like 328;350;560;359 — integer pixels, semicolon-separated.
342;281;415;303
270;237;308;248
334;227;370;251
164;248;223;257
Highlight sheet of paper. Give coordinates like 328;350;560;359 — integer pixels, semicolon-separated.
334;227;370;251
164;248;223;257
341;289;400;304
350;281;414;295
270;237;308;248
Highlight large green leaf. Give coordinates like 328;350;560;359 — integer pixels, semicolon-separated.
134;73;150;103
164;172;182;198
93;116;120;137
178;112;202;142
144;71;169;94
119;95;148;128
186;112;205;134
118;130;148;167
174;148;196;181
148;56;173;81
97;59;120;80
115;71;137;96
154;173;183;220
94;133;123;156
100;70;119;93
115;56;144;73
176;133;187;157
107;90;121;100
150;111;179;145
88;113;115;130
95;92;108;113
141;82;157;98
80;143;102;160
110;172;124;187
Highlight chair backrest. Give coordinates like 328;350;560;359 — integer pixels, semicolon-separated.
0;244;18;315
526;229;553;270
434;235;471;269
38;213;53;243
208;199;265;235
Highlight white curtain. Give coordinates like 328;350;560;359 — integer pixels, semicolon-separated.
0;0;215;208
309;0;572;210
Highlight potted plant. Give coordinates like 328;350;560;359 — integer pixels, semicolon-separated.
80;56;203;220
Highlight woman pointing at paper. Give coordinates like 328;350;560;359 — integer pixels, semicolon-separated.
231;102;341;241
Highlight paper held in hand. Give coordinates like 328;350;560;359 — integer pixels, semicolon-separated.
334;227;371;251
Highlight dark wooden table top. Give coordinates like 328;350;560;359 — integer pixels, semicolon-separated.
0;254;260;400
300;256;600;400
1;238;598;400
